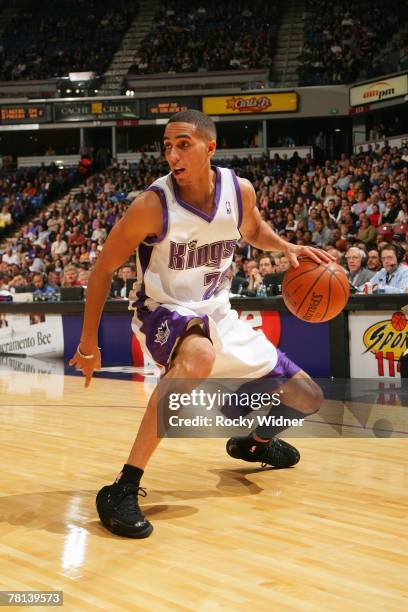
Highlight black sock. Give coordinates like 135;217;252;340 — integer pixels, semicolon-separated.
255;403;307;439
116;464;144;485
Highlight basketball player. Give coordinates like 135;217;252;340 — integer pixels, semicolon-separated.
70;111;333;538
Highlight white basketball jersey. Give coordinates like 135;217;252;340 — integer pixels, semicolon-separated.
133;166;242;318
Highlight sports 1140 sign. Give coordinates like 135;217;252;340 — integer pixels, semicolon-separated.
349;310;407;378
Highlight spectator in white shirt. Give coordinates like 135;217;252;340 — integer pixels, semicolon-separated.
88;242;99;264
91;220;107;242
51;234;68;257
0;272;9;291
2;247;20;266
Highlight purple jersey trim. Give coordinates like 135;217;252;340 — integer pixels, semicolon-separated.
138;242;154;275
137;305;211;366
132;244;153;310
144;186;169;244
230;169;243;230
170;166;222;223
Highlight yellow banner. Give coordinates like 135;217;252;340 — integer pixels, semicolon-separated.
91;102;103;114
202;92;297;115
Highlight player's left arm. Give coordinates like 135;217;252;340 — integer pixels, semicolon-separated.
238;177;334;268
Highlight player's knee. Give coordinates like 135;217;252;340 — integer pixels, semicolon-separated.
185;345;215;378
175;339;215;379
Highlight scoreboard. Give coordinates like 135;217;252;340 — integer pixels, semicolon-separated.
0;104;51;124
146;97;200;118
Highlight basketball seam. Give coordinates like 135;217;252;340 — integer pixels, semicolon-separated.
283;262;321;291
325;267;349;320
320;274;332;322
295;266;328;315
332;270;349;301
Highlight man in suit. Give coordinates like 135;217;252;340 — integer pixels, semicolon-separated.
345;246;374;290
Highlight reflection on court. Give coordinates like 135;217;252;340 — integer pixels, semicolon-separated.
0;362;407;609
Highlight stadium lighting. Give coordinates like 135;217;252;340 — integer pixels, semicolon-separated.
69;71;95;81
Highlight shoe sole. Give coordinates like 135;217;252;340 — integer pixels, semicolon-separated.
99;517;154;538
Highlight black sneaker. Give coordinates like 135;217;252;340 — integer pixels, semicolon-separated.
226;436;300;468
96;482;153;538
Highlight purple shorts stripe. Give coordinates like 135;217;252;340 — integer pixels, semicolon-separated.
222;350;301;418
138;305;211;366
268;349;301;379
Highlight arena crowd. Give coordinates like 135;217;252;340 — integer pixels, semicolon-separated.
1;139;407;299
129;0;280;75
0;0;138;81
0;165;77;240
0;0;405;88
298;0;406;85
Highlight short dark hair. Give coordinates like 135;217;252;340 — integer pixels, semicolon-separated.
380;243;405;263
167;109;217;141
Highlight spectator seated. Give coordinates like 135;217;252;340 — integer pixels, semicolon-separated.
298;0;407;85
0;0;139;81
0;164;77;240
129;0;281;75
1;142;407;298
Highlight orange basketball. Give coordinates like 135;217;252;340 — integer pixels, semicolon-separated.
391;311;407;332
282;256;350;323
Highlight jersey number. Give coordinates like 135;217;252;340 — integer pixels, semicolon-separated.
203;270;228;299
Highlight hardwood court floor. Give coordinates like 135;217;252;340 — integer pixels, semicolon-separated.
0;369;407;611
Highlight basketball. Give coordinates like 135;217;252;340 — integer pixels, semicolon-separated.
391;311;407;332
282;257;350;323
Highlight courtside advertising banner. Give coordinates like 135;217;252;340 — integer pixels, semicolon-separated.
0;312;64;358
61;309;330;376
348;310;407;378
202;92;298;115
130;309;331;377
349;74;408;106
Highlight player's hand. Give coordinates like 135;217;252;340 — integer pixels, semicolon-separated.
283;244;336;269
69;345;101;388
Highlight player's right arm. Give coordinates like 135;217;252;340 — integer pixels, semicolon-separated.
69;191;163;386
